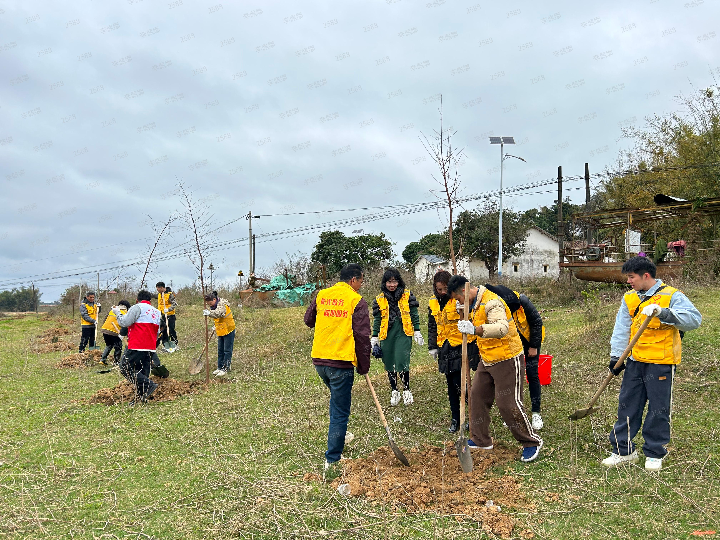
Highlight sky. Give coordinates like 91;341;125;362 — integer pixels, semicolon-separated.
1;0;718;301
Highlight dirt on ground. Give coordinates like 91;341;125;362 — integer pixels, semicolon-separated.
88;376;212;405
55;350;103;368
322;443;534;539
34;326;76;353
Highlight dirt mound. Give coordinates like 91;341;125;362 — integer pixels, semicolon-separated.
88;377;208;405
55;350;103;368
328;443;532;539
35;326;75;353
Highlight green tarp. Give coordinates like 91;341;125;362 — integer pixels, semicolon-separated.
257;274;316;305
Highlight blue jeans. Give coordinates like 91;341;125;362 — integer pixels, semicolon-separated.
315;365;354;463
217;330;235;370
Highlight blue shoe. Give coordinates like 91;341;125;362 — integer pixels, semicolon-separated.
467;439;493;450
521;440;543;462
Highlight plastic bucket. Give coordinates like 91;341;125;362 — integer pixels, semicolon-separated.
526;354;553;386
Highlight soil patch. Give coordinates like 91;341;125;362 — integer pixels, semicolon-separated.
88;377;209;405
35;326;75;353
55;351;103;368
327;443;533;539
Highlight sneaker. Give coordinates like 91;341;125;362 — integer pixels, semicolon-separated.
520;440;543;462
323;460;342;482
645;457;663;471
402;390;414;405
467;439;493;450
215;370;227;377
390;390;401;406
344;432;354;445
212;369;221;376
601;450;638;467
532;413;544;431
448;419;460;433
142;381;158;402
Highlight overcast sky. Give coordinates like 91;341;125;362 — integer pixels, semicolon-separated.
1;0;718;300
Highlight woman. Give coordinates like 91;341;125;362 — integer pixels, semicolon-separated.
100;299;130;365
203;291;236;377
371;268;423;406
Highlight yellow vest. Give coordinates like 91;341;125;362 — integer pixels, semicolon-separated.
158;292;176;315
311;282;363;365
376;290;414;340
469;288;524;363
625;286;681;364
101;309;126;334
212;304;236;337
429;297;463;347
511;290;545;344
81;302;98;326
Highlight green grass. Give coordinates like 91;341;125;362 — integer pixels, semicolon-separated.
1;283;719;539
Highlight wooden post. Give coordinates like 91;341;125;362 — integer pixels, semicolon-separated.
557;166;564;269
72;298;75;319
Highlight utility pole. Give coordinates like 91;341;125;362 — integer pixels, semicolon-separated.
31;282;36;312
585;163;594;243
557;166;564;270
246;211;260;276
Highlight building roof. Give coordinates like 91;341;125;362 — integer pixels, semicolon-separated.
414;254;448;265
528;226;558;243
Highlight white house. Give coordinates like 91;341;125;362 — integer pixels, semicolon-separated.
413;227;559;282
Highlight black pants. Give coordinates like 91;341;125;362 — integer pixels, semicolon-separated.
119;349;153;398
446;371;462;422
387;371;410;391
524;346;542;413
79;326;95;352
157;314;177;345
102;334;122;363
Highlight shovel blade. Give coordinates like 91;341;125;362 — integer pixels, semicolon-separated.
388;439;410;467
569;406;598;421
455;437;474;473
188;356;204;375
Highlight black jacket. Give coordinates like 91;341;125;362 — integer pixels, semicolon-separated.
428;295;479;373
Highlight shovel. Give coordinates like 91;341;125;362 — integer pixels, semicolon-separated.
189;329;216;375
569;313;656;421
455;281;474;473
364;373;410;467
88;304;101;351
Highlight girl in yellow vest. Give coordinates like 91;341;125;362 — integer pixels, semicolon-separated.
203;291;236;377
371;268;423;406
100;300;130;364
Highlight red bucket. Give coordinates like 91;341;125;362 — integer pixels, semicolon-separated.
526;354;552;385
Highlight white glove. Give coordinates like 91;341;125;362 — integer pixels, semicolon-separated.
96;303;101;309
457;320;476;335
642;304;662;317
428;349;439;359
111;306;121;315
413;331;424;345
163;308;169;313
371;336;380;348
202;309;211;316
455;301;465;314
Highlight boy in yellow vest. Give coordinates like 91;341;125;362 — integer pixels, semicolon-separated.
100;300;130;364
156;282;178;347
79;291;100;352
304;264;371;481
203;291;235;377
448;275;543;463
602;256;701;471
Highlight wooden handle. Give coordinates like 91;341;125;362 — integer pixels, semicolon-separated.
365;373;389;429
459;282;470;427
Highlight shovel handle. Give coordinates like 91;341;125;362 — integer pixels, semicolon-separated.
459;282;470;429
365;373;390;430
585;313;656;410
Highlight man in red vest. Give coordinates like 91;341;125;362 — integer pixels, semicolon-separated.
113;290;162;405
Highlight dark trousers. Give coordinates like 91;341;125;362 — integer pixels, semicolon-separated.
102;334;122;363
157;314;177;345
609;360;675;459
119;349;153;398
387;371;410;391
524;345;542;413
79;326;95;352
217;330;235;370
446;371;462;422
315;365;354;463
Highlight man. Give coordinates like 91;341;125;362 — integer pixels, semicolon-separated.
202;291;236;377
79;291;100;353
448;275;543;463
156;282;178;347
304;264;371;481
100;299;130;365
602;256;701;471
113;290;162;405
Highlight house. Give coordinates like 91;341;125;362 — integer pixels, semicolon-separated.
413;227;559;282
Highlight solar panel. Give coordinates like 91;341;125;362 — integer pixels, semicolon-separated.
502;137;515;144
489;136;502;144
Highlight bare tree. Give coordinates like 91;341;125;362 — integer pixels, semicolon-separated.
420;95;466;273
139;215;176;289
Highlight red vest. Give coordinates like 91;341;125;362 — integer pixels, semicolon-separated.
128;301;161;351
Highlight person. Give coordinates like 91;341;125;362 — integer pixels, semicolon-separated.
448;275;543;463
202;291;236;377
371;268;423;406
100;300;130;365
602;256;701;471
304;263;371;481
483;283;546;431
79;291;100;353
113;290;162;405
156;282;178;347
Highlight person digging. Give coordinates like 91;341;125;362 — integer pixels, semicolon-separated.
304;264;371;482
602;256;701;471
203;291;236;377
113;290;162;405
79;291;100;353
448;275;542;463
100;300;130;365
156;282;179;349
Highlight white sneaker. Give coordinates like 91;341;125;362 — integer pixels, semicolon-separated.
215;369;227;377
601;450;638;467
402;390;414;405
344;432;354;445
532;413;544;431
212;369;221;376
390;390;401;406
645;457;663;471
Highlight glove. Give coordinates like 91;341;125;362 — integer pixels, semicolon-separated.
413;331;424;345
372;344;383;358
455;301;465;314
457;320;476;335
202;309;211;316
111;306;121;315
163;308;169;313
428;349;439;359
641;303;662;317
371;336;380;348
608;356;625;376
96;303;101;309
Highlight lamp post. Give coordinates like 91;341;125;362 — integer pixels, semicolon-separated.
208;263;215;291
489;136;525;277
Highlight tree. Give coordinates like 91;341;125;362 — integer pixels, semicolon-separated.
523;198;586;239
311;231;393;276
401;233;444;264
0;287;42;312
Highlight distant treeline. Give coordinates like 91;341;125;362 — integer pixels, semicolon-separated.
0;287;42;312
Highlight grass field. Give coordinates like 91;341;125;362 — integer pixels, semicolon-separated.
1;281;719;539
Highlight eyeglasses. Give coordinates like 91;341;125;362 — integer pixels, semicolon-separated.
387;279;399;284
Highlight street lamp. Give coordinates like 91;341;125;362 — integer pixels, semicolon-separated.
208;263;215;291
489;136;525;277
